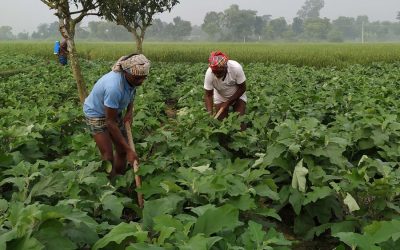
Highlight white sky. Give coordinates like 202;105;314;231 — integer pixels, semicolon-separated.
0;0;398;33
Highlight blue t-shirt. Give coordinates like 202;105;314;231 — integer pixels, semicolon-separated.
83;71;136;117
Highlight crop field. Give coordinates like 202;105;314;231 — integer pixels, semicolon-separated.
1;43;400;249
2;41;400;67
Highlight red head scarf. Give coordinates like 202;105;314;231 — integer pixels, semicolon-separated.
208;51;228;71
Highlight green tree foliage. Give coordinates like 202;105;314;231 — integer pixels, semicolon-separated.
169;16;192;40
145;17;193;41
327;29;344;42
265;17;288;40
223;4;257;41
31;22;65;40
303;17;331;40
332;16;358;40
297;0;325;20
87;21;132;41
0;26;15;40
201;11;224;40
99;0;179;53
31;23;51;39
292;17;304;35
368;21;390;38
16;32;29;40
254;15;270;39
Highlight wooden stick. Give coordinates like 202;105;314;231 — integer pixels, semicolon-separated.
214;107;225;119
125;121;144;208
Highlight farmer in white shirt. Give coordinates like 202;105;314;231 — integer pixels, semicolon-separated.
204;51;247;128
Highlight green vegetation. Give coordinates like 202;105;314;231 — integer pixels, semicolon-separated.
2;41;400;67
2;45;400;249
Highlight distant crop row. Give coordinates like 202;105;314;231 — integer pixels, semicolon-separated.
1;41;400;68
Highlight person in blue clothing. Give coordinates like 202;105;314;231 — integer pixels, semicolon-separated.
83;54;150;177
55;27;69;66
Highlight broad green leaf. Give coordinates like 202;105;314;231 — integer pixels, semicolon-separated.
153;214;184;231
142;195;183;229
248;221;266;246
291;159;308;192
289;189;304;215
334;232;380;250
288;143;301;154
156;227;175;245
363;220;400;243
126;243;166;250
245;168;271;183
0;153;13;167
265;227;292;246
0;230;17;250
254;207;282;221
192;164;210;173
371;129;389;146
27;173;67;203
304;223;332;240
160;180;183;193
153;214;183;244
179;234;222;250
0;177;26;192
303;186;333;205
264;144;287;165
225;177;248;196
254;184;280;200
343;193;360;213
34;220;76;250
192;204;242;236
191;204;216;217
101;194;125;219
7;236;44;250
92;222;144;250
330;221;358;235
0;199;8;213
294;214;315;236
227;194;257;211
64;221;99;246
40;205;98;230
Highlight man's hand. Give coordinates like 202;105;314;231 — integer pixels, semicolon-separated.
127;149;139;166
217;101;230;114
123;111;133;125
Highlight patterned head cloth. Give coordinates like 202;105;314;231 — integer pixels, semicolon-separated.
208;51;228;71
112;54;150;76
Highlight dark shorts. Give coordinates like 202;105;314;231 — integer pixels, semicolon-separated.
58;55;68;65
85;116;127;137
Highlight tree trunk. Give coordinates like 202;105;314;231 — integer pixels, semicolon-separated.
129;27;146;54
132;32;143;54
68;38;88;104
135;38;143;54
59;17;88;104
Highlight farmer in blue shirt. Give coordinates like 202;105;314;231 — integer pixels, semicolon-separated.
56;26;69;66
83;54;150;177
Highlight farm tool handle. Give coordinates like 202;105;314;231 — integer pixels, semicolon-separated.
214;107;225;119
124;121;144;208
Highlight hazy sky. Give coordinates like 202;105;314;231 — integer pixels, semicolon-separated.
0;0;399;33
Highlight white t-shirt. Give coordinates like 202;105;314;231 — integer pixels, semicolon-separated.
204;60;247;104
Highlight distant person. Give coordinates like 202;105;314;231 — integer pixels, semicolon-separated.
204;51;247;129
53;41;60;55
83;54;150;177
56;27;69;66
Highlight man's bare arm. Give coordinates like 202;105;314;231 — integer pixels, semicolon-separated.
204;89;214;115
